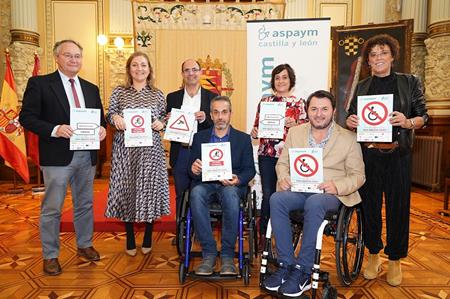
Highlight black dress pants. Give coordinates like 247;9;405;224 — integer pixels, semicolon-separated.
360;146;411;260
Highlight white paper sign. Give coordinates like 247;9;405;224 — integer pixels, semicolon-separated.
258;102;286;139
123;109;153;147
357;94;393;142
164;108;195;144
70;108;100;150
201;142;232;182
289;148;323;193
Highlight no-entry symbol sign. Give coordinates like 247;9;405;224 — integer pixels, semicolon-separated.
361;101;388;126
294;154;318;177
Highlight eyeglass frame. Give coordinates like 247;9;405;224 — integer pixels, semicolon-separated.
182;67;201;74
60;53;83;60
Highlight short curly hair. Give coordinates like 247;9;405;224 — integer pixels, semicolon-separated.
361;34;400;67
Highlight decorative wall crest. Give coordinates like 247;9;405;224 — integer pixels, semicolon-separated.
198;55;234;97
133;1;284;31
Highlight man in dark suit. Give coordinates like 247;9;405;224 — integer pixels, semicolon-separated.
166;59;217;242
189;95;256;276
19;40;106;276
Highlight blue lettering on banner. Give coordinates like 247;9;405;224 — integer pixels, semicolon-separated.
272;29;319;39
258;26;320;48
261;57;274;98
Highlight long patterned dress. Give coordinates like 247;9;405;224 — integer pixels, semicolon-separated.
105;85;170;222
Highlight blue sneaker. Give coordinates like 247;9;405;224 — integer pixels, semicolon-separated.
263;263;290;292
279;265;311;297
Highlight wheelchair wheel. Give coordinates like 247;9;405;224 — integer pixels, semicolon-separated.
246;190;257;263
335;205;364;286
243;261;250;286
179;262;187;284
176;192;193;256
322;282;338;299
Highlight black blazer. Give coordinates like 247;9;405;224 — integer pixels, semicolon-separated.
166;87;217;168
188;126;256;189
347;73;428;149
19;71;106;166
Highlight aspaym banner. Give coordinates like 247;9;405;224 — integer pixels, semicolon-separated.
247;18;330;132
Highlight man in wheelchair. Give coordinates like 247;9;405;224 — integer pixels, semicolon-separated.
262;90;365;297
189;95;256;276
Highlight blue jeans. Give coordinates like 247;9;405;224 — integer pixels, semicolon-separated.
258;155;278;236
190;183;245;258
270;191;340;274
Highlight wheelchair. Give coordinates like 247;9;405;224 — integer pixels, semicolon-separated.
177;186;258;285
260;204;364;299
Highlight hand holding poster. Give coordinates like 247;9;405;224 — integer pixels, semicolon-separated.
202;142;232;182
123;108;153;147
289;148;323;193
164;108;195;144
258;101;286;139
357;94;393;142
70;108;100;150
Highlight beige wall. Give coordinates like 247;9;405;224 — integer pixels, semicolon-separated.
0;0;371;125
155;30;247;131
52;1;99;83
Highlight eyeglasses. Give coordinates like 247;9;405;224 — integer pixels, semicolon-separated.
369;50;391;59
183;68;200;74
61;53;82;60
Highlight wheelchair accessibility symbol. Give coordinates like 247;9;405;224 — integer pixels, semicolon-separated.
294;154;319;178
361;101;388;126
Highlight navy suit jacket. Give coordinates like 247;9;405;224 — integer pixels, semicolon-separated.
166;87;217;168
19;71;106;166
189;126;256;188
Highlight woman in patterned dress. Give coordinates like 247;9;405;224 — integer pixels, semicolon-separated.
250;64;308;246
105;52;170;256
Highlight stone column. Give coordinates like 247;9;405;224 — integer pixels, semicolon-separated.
385;0;401;22
424;0;450;117
423;0;450;189
401;0;427;81
285;0;308;19
8;0;41;103
105;0;134;105
361;0;386;24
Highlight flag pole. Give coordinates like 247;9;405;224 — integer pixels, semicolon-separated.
30;50;45;195
31;168;45;194
8;172;24;194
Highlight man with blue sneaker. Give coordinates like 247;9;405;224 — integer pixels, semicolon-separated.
263;90;365;297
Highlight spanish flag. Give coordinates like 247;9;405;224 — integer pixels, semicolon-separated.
0;50;29;183
25;53;40;167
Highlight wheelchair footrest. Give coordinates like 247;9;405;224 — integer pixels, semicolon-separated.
186;271;243;281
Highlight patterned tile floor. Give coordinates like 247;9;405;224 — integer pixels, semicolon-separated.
0;180;449;299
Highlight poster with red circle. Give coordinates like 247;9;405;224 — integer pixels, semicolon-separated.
201;142;232;182
357;94;393;143
289;148;323;193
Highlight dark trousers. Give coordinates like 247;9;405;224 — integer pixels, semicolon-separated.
360;147;412;260
173;147;192;223
258;155;278;236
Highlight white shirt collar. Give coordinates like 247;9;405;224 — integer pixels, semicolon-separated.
58;70;79;85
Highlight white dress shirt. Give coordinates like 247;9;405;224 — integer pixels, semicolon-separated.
51;70;86;137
